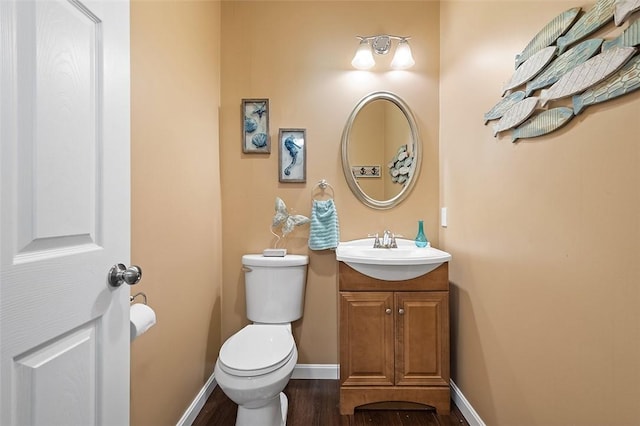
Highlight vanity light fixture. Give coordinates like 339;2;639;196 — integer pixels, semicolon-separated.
351;35;415;70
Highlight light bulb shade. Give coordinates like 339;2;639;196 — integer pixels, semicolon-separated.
351;40;375;70
390;39;415;69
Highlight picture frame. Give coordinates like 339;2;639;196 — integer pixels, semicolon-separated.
278;128;306;183
242;99;270;154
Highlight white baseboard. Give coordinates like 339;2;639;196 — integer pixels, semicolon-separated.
176;373;217;426
176;364;337;426
176;366;484;426
291;363;339;380
450;380;486;426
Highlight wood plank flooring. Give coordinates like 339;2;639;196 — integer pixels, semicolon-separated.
192;379;469;426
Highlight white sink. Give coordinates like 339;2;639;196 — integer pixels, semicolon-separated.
335;238;451;281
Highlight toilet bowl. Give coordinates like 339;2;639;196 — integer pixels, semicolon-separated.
214;254;308;426
214;325;297;426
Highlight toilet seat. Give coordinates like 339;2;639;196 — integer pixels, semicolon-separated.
218;325;295;377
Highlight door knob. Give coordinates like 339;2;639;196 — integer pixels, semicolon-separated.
398;308;405;315
108;264;143;287
385;308;392;315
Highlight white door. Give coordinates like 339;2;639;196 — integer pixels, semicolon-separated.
1;0;131;424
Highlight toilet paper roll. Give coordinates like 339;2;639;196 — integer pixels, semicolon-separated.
130;303;156;341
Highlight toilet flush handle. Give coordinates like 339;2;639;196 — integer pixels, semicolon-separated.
242;266;252;272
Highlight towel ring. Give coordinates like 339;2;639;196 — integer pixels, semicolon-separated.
312;179;335;200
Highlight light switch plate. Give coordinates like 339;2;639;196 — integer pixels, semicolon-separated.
441;207;448;227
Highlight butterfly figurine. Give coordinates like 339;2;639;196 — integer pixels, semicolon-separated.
272;197;310;237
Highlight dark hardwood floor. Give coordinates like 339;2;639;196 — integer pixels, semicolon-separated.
192;379;469;426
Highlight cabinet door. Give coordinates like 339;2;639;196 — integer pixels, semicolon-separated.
340;292;394;386
395;292;449;386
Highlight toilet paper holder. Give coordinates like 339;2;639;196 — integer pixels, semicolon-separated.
130;292;148;305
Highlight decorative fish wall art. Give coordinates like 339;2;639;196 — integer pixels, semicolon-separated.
539;46;637;106
525;38;603;96
573;54;640;114
514;7;581;69
484;0;640;142
602;18;640;50
557;0;616;54
614;0;640;25
484;91;526;124
503;46;557;95
512;107;574;142
492;97;539;136
484;91;524;124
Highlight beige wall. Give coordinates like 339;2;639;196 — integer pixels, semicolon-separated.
128;1;640;425
130;1;222;425
220;1;441;364
440;2;640;425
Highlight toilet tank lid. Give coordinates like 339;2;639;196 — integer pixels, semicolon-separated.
242;254;309;267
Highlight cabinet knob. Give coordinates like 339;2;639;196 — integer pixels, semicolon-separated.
398;308;405;315
385;308;392;315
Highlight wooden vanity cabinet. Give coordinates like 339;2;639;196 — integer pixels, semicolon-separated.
338;262;450;415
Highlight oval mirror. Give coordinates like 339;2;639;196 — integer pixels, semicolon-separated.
341;92;421;209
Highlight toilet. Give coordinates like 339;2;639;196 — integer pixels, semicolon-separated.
214;254;308;426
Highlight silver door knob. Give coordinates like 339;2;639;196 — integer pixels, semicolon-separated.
108;264;142;287
385;308;392;315
398;308;405;315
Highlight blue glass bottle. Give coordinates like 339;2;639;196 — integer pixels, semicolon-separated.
415;220;428;248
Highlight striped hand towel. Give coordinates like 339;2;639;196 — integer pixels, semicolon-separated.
308;199;340;250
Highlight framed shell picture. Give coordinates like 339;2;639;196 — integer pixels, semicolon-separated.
278;128;306;183
242;99;270;153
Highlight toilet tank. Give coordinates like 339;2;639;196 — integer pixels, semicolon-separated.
242;254;309;323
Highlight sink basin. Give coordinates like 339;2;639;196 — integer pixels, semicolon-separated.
335;238;451;281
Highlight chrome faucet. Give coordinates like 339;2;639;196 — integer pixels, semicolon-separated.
369;230;397;248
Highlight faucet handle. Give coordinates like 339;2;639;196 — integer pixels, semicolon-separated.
368;233;381;248
389;232;405;248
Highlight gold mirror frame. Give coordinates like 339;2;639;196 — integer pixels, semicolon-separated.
341;91;421;210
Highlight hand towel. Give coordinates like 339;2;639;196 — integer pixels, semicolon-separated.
308;199;340;250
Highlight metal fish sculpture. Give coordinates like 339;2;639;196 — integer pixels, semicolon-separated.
503;46;557;95
573;54;640;114
492;97;539;137
557;0;616;54
484;91;525;124
512;107;574;142
539;46;637;106
525;39;603;96
602;18;640;50
514;7;581;69
614;0;640;25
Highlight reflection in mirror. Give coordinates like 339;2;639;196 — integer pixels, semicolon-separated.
341;92;421;209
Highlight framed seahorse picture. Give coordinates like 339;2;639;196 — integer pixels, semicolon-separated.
278;128;306;183
242;99;270;153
